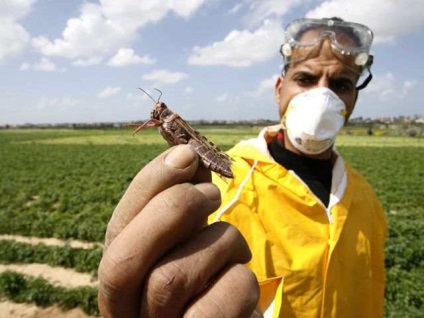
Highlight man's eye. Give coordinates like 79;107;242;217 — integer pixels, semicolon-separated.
332;80;354;92
296;76;314;85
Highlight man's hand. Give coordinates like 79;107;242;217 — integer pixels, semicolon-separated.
98;145;259;317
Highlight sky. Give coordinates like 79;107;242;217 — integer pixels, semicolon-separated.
1;0;423;125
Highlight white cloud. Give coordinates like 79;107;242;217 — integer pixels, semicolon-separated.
241;0;304;27
100;0;206;29
72;57;103;67
37;97;81;110
107;48;155;67
229;3;244;15
364;72;418;100
141;69;188;86
184;86;193;94
126;92;143;101
31;3;131;59
33;58;59;72
98;86;121;98
19;62;30;71
214;92;241;106
250;74;278;98
32;0;207;60
225;0;423;46
402;80;417;95
306;0;424;44
19;58;63;72
168;0;209;18
0;0;35;20
0;22;30;62
225;0;424;49
216;93;228;102
0;0;35;63
188;19;283;67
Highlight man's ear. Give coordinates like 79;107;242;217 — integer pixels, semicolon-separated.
275;75;284;103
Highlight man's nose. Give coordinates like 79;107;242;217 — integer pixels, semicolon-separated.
314;38;333;89
316;77;330;89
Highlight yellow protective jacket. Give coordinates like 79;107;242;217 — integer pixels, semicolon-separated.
210;126;386;318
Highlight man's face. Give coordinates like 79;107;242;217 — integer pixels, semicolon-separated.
275;36;359;120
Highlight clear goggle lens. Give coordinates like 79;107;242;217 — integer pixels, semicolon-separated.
282;18;373;66
280;18;374;89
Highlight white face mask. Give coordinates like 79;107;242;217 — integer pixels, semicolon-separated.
281;87;347;155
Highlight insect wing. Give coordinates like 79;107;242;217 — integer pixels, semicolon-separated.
174;117;233;178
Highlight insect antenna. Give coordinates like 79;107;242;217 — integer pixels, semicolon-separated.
138;87;163;103
154;88;162;101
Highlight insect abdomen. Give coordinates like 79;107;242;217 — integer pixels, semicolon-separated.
188;139;233;178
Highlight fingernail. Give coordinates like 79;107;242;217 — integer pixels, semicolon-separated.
195;183;221;202
164;145;197;170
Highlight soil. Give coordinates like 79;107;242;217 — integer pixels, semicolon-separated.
0;301;98;318
0;235;101;317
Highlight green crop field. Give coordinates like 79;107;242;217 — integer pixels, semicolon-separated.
0;128;423;317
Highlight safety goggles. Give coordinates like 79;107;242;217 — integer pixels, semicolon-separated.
280;18;374;90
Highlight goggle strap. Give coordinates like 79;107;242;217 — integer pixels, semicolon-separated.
356;68;373;90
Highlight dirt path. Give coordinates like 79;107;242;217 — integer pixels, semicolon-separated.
0;235;102;250
0;301;99;318
0;235;100;317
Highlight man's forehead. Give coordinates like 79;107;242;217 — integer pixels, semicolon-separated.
288;55;359;79
289;39;362;75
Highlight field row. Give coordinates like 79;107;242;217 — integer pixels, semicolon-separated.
0;129;423;316
4;128;423;147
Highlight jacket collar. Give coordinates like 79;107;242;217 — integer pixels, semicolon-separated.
227;125;281;163
228;125;348;216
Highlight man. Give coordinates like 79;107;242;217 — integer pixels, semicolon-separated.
98;17;386;317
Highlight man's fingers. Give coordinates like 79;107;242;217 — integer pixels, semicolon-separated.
98;182;221;318
140;222;252;317
184;264;259;318
105;145;210;248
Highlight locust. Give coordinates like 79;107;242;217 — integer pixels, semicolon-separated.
129;88;234;178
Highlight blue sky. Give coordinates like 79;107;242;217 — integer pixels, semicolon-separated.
1;0;423;125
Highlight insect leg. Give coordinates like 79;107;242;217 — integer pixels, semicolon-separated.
129;119;163;136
